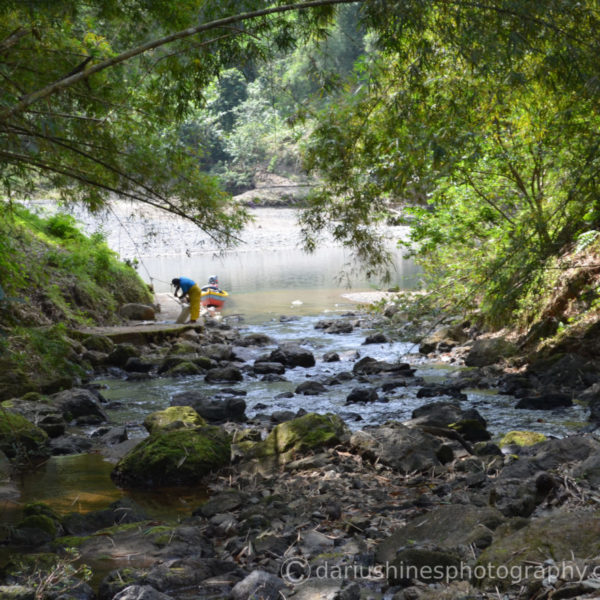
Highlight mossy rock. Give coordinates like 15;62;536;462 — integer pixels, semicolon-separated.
477;510;600;589
169;341;201;355
111;426;231;488
499;430;547;448
0;410;49;460
82;334;115;354
167;361;202;377
17;514;57;537
143;406;206;434
241;413;349;466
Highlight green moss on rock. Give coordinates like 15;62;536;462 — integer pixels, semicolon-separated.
167;361;202;377
111;426;230;488
143;406;206;434
499;431;547;448
17;514;57;537
0;410;49;460
240;413;349;467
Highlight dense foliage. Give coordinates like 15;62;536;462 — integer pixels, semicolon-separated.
301;1;600;326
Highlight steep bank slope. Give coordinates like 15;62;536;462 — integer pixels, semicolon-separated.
0;205;153;400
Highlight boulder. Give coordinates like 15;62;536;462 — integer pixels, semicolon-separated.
345;387;379;404
363;332;388;345
352;356;414;376
49;434;93;455
464;337;517;367
419;325;468;354
477;510;600;589
0;411;49;460
112;586;174;600
171;392;246;423
252;362;285;375
515;392;573;410
268;344;316;368
111;426;231;488
322;351;340;363
82;334;114;354
144;406;206;434
204;367;243;383
106;344;141;368
416;383;467;401
50;388;107;422
239;413;349;467
349;422;444;472
236;333;273;347
118;303;156;321
295;381;327;396
231;570;286;600
498;431;547;448
63;498;149;535
1;394;66;438
315;319;355;334
124;357;155;373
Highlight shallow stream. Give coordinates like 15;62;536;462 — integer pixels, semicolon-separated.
9;203;588;521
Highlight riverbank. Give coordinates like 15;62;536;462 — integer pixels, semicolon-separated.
1;297;600;599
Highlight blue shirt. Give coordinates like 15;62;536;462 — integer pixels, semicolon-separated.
178;277;196;294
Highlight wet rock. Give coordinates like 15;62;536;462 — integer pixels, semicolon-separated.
0;411;49;460
270;410;297;424
193;489;248;518
111;426;231;488
92;426;128;445
167;361;202;377
515;392;573;410
252;362;285;375
118;303;156;321
345;386;379;404
364;332;388;344
231;570;286;600
315;319;355;334
419;325;468;354
205;366;243;383
473;442;503;456
268;343;316;368
157;355;213;374
106;343;141;368
171;391;247;423
124;357;155;373
381;379;409;391
322;351;340;362
144;406;206;434
353;356;414;376
49;434;93;455
1;394;66;438
416;383;467;401
82;334;115;353
350;422;443;472
63;498;149;535
236;333;273;347
464;337;517;367
50;387;108;423
408;401;489;441
199;343;235;362
295;381;327;395
112;585;174;600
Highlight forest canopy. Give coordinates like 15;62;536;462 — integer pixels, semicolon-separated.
1;1;600;325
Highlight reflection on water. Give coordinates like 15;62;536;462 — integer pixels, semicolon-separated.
9;453;209;523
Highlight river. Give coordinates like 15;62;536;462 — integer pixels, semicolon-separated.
11;202;587;520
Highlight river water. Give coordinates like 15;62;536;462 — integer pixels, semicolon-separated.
11;202;587;519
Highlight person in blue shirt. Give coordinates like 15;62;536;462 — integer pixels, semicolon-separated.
171;277;201;323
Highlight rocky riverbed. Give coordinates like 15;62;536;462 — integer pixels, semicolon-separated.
1;304;600;600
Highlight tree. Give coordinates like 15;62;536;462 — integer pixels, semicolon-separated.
300;0;600;323
0;0;359;243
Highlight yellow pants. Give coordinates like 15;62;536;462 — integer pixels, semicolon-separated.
188;283;201;321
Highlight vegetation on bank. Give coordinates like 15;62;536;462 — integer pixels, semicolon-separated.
0;204;152;398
